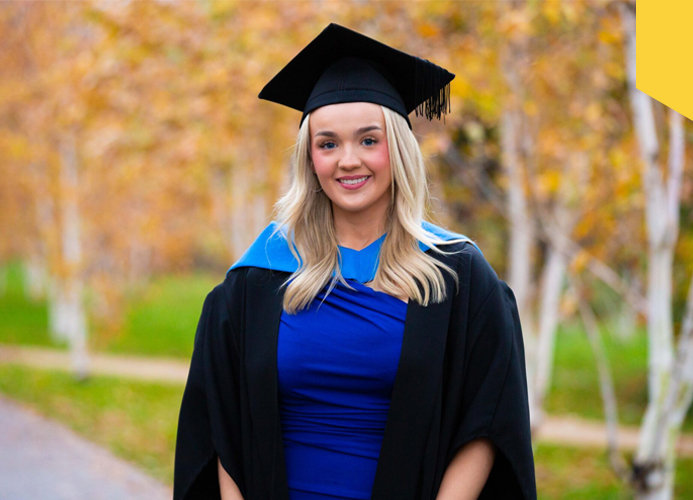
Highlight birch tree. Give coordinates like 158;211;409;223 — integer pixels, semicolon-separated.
620;3;693;499
495;0;618;430
52;132;89;377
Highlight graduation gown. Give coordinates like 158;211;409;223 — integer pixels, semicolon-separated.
173;222;537;500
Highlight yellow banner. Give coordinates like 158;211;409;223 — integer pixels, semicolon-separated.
637;0;693;120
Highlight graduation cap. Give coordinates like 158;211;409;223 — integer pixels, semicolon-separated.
258;23;455;129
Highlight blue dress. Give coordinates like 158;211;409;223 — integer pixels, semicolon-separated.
277;276;408;500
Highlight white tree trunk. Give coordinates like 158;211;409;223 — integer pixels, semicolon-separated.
30;169;53;302
653;276;693;496
47;274;68;343
251;147;268;241
23;256;46;301
568;271;630;481
229;162;250;261
227;133;268;262
621;4;692;498
54;134;89;378
532;151;588;427
128;238;151;286
501;107;541;426
499;6;543;429
502;109;535;324
532;246;567;422
613;270;640;340
0;265;7;297
209;165;232;261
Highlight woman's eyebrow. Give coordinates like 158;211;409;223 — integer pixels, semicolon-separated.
314;125;382;139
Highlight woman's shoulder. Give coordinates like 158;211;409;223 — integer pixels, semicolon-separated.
197;266;251;318
220;264;291;304
226;221;299;276
422;220;483;255
422;220;488;266
433;234;504;314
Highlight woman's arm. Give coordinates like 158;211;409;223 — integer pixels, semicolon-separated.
436;437;496;500
218;457;244;500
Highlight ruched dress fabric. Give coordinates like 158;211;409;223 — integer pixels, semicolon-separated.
277;278;408;500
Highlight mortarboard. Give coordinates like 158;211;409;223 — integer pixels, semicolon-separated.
258;23;455;129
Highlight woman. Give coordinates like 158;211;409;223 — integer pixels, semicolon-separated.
174;23;536;500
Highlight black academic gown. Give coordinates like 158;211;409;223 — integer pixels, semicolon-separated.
173;241;537;500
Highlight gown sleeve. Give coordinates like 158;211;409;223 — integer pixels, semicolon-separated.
446;251;537;500
173;271;246;500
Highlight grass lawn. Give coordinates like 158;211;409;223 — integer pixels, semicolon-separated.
0;364;692;498
0;261;218;358
99;272;219;358
0;262;61;348
534;443;693;499
545;320;693;432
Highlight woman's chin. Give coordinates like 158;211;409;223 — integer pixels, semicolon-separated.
327;191;391;217
330;199;375;215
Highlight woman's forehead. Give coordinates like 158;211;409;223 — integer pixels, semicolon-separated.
309;102;385;132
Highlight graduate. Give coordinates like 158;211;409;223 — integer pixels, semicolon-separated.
174;23;537;500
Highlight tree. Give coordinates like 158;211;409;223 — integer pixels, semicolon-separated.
619;3;693;499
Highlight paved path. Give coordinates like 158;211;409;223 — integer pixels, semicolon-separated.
0;395;172;500
537;414;693;456
0;344;189;385
1;343;693;456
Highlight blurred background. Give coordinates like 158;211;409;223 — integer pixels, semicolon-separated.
1;1;692;499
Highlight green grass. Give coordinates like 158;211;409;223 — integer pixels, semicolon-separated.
534;443;693;499
0;364;691;498
99;273;219;358
0;364;183;484
0;261;218;358
0;262;61;347
545;320;693;432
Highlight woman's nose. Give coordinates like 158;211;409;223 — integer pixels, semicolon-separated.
338;145;361;169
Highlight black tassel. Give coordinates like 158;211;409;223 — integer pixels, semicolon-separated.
414;57;451;123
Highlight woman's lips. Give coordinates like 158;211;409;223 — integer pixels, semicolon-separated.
336;175;371;190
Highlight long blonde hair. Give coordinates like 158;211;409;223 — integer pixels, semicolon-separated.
272;105;475;314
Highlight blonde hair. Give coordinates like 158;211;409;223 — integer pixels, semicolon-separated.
272;105;475;314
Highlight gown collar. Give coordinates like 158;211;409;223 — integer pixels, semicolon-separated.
227;220;481;283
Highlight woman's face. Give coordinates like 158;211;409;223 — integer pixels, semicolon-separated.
309;102;391;221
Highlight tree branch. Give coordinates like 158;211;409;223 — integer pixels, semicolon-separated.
567;270;630;482
441;144;647;315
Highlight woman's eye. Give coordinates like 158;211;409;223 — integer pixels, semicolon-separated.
363;137;377;146
320;141;336;150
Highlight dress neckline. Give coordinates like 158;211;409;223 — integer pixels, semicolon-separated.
336;232;387;284
337;231;387;253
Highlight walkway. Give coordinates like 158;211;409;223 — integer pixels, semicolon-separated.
0;344;188;385
0;394;171;500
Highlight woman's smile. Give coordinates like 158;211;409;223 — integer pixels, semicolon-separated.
336;175;371;189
